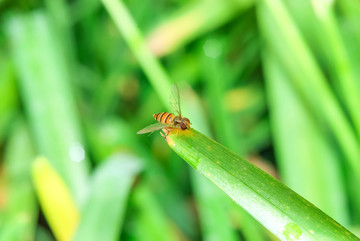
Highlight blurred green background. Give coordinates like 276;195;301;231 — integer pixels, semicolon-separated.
1;0;360;240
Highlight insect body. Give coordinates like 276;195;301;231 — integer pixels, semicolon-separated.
153;112;191;130
137;84;191;135
153;112;175;124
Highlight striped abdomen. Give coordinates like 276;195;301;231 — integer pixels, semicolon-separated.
153;112;175;124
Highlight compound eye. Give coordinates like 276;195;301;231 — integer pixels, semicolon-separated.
180;122;186;130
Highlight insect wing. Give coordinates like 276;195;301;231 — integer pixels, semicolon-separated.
137;122;172;134
169;84;181;117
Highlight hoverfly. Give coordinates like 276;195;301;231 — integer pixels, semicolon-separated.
137;84;191;136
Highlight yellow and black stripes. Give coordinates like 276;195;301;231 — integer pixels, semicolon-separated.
153;112;175;124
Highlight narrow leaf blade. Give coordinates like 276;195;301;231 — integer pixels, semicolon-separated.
165;129;359;240
73;153;143;241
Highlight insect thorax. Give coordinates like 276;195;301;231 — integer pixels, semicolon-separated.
173;116;182;123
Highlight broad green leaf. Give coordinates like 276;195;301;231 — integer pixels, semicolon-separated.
165;128;359;240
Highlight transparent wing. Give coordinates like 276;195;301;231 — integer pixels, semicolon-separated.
137;122;172;134
169;84;181;117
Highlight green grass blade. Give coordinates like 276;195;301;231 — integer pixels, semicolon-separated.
181;87;237;241
257;0;360;217
310;2;360;139
0;120;37;241
0;56;17;143
338;0;360;45
130;183;183;241
5;11;89;205
231;204;269;241
102;1;243;239
263;52;350;225
73;153;143;241
181;86;266;241
165;128;359;240
102;0;172;108
201;54;238;151
146;0;254;57
191;172;238;241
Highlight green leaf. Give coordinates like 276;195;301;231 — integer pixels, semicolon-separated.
181;86;265;241
73;153;143;241
130;183;183;241
5;11;89;205
0;56;17;143
263;53;350;225
102;1;245;239
102;0;172;108
257;0;360;219
165;128;359;240
190;171;238;241
0;120;37;241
